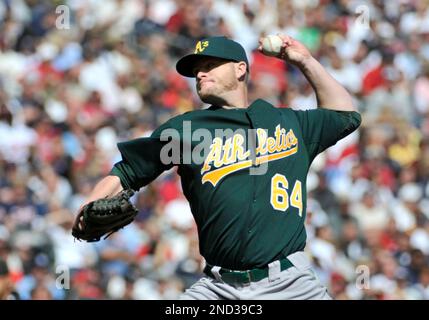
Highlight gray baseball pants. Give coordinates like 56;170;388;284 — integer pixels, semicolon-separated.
179;251;332;300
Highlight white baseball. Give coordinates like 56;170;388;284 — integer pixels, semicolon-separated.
261;35;283;57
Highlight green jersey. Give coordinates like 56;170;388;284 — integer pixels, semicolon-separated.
111;99;361;270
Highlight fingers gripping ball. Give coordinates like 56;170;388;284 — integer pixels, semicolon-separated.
72;189;139;242
261;35;283;57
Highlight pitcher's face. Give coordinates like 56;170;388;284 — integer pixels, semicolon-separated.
193;58;239;104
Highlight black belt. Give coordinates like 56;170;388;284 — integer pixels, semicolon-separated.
203;258;294;285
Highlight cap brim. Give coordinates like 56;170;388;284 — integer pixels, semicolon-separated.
176;53;226;78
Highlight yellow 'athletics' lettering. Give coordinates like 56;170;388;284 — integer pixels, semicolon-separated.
201;125;298;186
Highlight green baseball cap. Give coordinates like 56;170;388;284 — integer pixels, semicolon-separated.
176;36;249;78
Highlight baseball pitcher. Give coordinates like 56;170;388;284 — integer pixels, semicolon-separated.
72;35;361;300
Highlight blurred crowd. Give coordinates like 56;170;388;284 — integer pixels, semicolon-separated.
1;0;429;300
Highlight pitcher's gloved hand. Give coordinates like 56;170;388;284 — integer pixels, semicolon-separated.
72;189;138;242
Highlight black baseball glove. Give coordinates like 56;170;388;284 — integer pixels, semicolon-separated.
72;189;139;242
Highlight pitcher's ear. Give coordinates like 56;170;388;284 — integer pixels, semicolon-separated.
235;61;247;81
